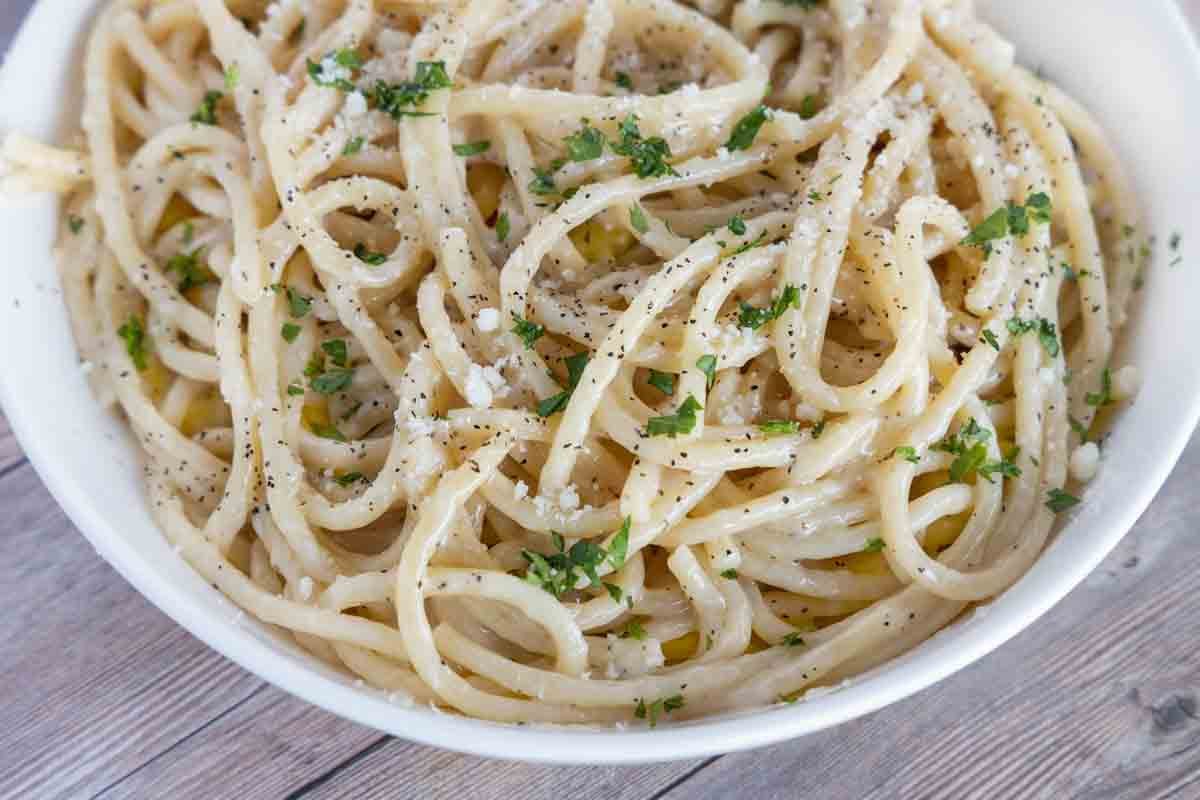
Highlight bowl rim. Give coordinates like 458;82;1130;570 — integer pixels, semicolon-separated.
3;0;1199;765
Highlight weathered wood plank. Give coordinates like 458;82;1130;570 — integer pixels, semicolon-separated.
653;439;1200;800
299;739;713;800
95;688;382;800
0;412;28;476
0;464;262;798
0;460;399;799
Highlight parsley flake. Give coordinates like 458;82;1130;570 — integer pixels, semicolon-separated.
738;284;800;330
537;352;590;417
646;395;702;437
725;104;769;151
1046;488;1080;513
648;369;675;396
117;315;149;371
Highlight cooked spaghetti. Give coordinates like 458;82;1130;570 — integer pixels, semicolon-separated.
3;0;1146;724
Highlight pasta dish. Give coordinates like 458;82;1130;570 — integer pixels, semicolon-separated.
2;0;1146;725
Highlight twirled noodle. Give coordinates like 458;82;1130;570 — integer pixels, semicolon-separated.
5;0;1146;725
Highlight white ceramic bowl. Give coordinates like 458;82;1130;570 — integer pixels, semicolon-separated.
2;0;1198;765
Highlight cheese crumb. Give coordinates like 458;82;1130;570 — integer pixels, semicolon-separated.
477;307;500;332
1069;442;1100;483
464;363;494;408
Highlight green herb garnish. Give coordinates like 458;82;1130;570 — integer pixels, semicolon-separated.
738;284;800;330
630;204;649;234
281;322;301;343
537;352;590;417
1046;488;1080;513
646;395;702;437
452;140;491;157
1085;367;1113;407
759;420;800;436
725;104;769;151
648;370;675;396
370;61;453;119
117;315;148;371
353;243;387;266
634;694;684;728
610;115;677;179
306;49;362;91
190;90;223;125
564;121;605;162
696;355;718;390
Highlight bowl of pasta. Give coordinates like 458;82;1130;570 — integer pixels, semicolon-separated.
1;0;1198;764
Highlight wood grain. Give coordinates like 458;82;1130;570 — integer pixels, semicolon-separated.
2;1;1200;798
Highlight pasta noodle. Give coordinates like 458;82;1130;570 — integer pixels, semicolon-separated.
4;0;1147;725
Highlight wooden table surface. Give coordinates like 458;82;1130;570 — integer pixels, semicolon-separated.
3;3;1200;799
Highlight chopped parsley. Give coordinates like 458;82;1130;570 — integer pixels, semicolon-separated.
538;352;590;417
353;243;387;265
321;339;349;367
68;215;85;234
309;422;347;442
634;694;684;728
1069;415;1089;441
646;395;702;438
760;420;800;436
630;204;649;234
522;518;631;599
333;472;366;487
343;137;364;156
610;115;677;179
452;140;491;157
893;446;920;464
224;63;240;91
165;249;213;292
621;619;647;640
563;121;605;162
614;71;634;91
961;193;1053;257
799;94;820;119
529;167;558;196
286;380;305;397
780;632;806;647
274;285;312;318
727;216;747;236
981;328;1000;351
1006;316;1059;358
696;355;717;389
190;90;223;125
648;369;675;396
311;368;354;395
720;568;738;580
511;314;544;349
1046;488;1080;513
862;537;885;553
495;212;511;242
936;418;1021;484
725;104;769;151
738;284;800;330
370;61;453;119
117;315;148;371
307;49;362;91
281;322;301;343
1085;367;1113;407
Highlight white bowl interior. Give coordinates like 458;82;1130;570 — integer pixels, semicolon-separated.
2;0;1198;764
